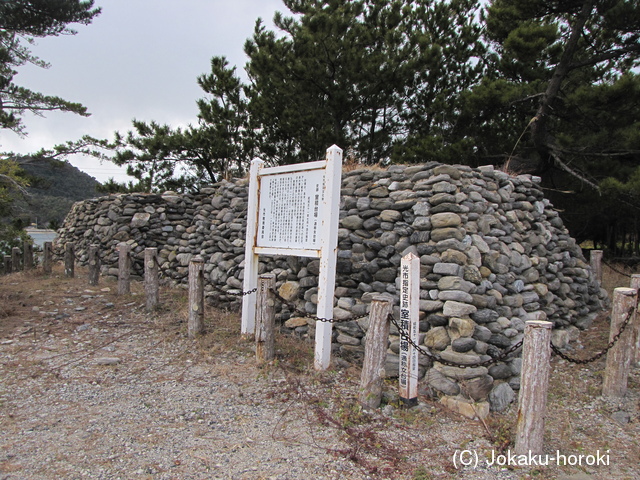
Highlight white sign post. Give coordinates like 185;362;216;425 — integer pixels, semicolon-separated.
242;145;343;370
399;252;419;405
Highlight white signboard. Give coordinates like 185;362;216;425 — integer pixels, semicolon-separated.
257;169;325;250
242;145;342;371
399;252;419;404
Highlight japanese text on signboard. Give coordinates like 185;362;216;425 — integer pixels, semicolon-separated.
399;263;410;388
257;170;325;250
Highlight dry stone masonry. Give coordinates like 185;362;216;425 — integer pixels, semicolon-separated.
55;162;608;411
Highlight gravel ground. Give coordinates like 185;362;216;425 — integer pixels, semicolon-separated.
1;268;638;480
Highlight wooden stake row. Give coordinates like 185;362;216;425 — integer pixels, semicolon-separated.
1;241;78;278
8;240;638;457
2;241;36;273
9;241;203;338
40;242;162;313
515;285;638;455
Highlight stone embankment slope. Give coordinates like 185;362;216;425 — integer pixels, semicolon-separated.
55;163;608;410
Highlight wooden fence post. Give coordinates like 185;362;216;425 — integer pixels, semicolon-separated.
43;241;52;275
12;247;21;272
144;247;159;311
603;287;637;397
630;275;640;368
359;296;392;409
256;274;276;364
590;249;603;285
117;243;131;295
3;255;11;274
88;244;100;286
188;256;204;338
514;320;552;456
23;241;33;271
64;243;75;278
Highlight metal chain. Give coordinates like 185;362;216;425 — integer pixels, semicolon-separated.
602;259;633;278
550;306;635;364
208;275;634;368
240;287;258;296
269;287;370;324
224;286;257;297
269;286;524;366
208;282;257;297
199;264;258;297
388;314;523;369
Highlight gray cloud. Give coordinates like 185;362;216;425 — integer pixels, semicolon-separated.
1;0;283;182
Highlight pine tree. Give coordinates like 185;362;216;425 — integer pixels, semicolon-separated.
480;0;640;179
178;56;255;182
0;0;100;135
475;0;640;248
244;0;485;165
107;121;185;193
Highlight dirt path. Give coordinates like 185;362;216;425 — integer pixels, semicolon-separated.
0;267;638;479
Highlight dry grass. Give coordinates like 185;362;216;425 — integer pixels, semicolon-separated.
1;262;639;480
601;260;637;297
342;151;388;173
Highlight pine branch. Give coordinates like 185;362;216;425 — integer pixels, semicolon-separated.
556;148;640;158
548;146;600;193
569;44;640;71
508;93;545;106
0;173;28;196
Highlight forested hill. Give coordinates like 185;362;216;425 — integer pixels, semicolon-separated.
15;157;103;229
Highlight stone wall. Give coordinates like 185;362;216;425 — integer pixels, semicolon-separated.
55;162;608;411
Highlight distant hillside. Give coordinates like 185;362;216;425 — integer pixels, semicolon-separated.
14;157;103;229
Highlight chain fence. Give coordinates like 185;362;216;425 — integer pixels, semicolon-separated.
232;287;258;297
208;282;636;369
549;306;635;365
387;314;524;369
602;258;633;278
266;287;524;369
268;287;371;323
206;282;258;298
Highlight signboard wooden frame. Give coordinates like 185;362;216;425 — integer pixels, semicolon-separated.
242;145;343;370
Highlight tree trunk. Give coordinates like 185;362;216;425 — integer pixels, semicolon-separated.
590;250;603;286
530;1;595;176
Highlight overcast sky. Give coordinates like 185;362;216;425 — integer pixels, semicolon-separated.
1;0;284;182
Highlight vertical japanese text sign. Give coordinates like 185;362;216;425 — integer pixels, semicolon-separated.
399;252;419;404
242;145;342;370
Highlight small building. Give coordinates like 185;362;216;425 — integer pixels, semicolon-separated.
25;226;57;249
